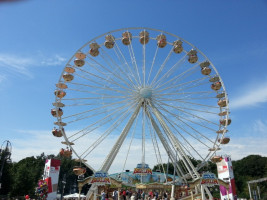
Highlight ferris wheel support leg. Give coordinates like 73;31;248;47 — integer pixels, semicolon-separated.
203;186;213;200
201;185;206;200
171;184;175;200
149;102;200;180
145;108;187;182
94;186;98;200
100;102;142;172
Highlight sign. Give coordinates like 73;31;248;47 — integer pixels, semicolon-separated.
90;171;111;185
201;172;219;186
43;159;61;200
216;156;237;200
133;163;152;175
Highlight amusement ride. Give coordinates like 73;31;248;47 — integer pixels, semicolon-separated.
51;27;231;200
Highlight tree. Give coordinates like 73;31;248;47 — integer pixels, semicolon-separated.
232;155;267;198
56;155;93;195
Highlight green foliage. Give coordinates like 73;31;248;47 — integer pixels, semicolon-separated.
232;155;267;198
51;154;93;195
1;152;93;198
0;161;12;195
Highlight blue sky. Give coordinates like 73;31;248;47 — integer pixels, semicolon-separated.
0;0;267;172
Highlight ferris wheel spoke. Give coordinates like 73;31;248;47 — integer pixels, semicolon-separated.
63;99;133;126
149;101;200;179
147;117;163;175
147;44;159;85
150;125;167;180
74;68;132;93
178;115;218;132
65;87;134;98
128;36;142;86
154;99;218;115
85;56;136;90
114;41;141;86
153;90;213;97
65;99;135;125
69;98;139;142
75;64;134;92
142;31;147;86
146;114;168;179
100;101;143;172
176;81;211;94
68;104;132;141
62;95;131;102
153;99;218;130
156;97;219;109
80;102;138;159
157;96;216;101
99;46;138;88
67;82;131;95
73;68;108;87
155;62;200;90
155;76;209;94
145;107;187;181
153;53;187;88
166;111;214;148
153;103;210;152
151;48;173;86
64;98;130;107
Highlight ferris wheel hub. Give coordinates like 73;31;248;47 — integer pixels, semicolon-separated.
139;87;152;99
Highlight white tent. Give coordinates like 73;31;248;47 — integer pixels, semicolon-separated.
63;193;86;199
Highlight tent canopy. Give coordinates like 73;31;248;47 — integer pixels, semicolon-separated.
63;193;86;199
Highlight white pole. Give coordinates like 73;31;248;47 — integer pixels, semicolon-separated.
201;185;205;200
257;185;261;200
170;185;175;200
94;186;98;200
248;183;252;200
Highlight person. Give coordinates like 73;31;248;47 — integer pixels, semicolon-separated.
163;192;167;200
130;193;136;200
122;190;126;200
137;191;141;200
154;191;158;200
101;190;106;200
149;191;153;199
141;191;145;200
105;192;109;200
113;190;118;200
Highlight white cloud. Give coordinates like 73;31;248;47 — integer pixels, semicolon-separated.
252;119;267;135
219;136;267;161
41;55;66;66
10;122;267;174
0;54;35;78
11;129;63;162
231;80;267;109
0;74;7;83
0;53;66;79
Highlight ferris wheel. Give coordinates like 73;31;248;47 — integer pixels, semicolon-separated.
51;27;231;184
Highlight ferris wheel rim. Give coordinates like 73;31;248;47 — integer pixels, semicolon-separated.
53;27;230;179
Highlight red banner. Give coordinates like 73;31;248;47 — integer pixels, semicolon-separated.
45;177;52;193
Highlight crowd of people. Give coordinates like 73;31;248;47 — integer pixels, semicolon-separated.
101;189;169;200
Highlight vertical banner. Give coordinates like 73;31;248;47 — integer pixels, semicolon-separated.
216;156;237;200
43;159;61;200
